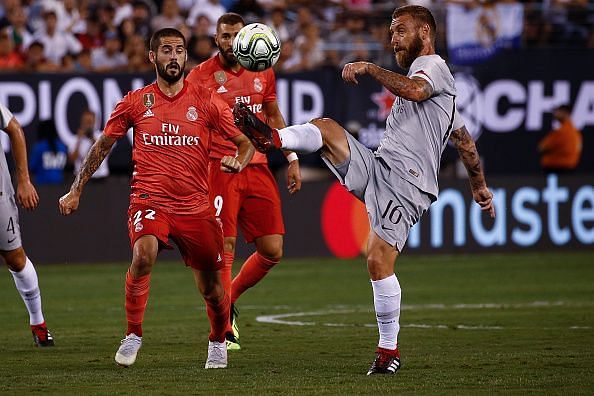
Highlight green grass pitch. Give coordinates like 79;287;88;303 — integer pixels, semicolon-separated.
1;252;593;394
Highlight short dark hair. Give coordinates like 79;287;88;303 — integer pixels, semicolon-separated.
555;105;571;114
216;13;245;30
149;28;186;52
392;5;437;40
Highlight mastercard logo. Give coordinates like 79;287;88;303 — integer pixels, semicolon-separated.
321;181;370;258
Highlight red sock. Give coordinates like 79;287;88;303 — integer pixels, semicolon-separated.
205;290;230;342
220;252;234;334
231;253;279;303
125;269;151;337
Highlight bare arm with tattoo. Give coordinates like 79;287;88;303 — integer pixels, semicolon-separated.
58;134;116;215
449;125;495;218
341;61;433;102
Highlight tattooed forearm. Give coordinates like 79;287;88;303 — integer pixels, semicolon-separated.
71;135;116;193
449;126;486;191
367;63;433;102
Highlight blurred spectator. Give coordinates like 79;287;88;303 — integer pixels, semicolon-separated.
187;0;226;35
60;0;85;34
0;25;24;70
68;109;110;180
29;119;67;185
76;15;103;50
294;23;326;70
327;11;375;67
132;1;152;38
22;41;58;72
273;38;301;73
265;6;290;43
98;3;117;33
123;34;152;72
32;9;82;65
538;105;583;173
60;51;77;72
6;5;33;52
186;34;215;70
118;17;136;44
73;48;93;72
91;30;127;72
230;0;265;23
190;14;214;37
151;0;183;32
113;0;133;27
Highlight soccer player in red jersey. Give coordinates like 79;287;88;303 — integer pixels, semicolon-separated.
58;28;254;369
186;13;302;350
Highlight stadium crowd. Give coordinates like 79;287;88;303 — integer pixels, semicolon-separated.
0;0;593;74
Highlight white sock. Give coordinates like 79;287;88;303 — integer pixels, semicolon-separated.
371;274;401;350
10;258;45;325
277;123;323;153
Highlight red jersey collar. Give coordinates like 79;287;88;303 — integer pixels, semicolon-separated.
152;80;188;102
215;54;244;77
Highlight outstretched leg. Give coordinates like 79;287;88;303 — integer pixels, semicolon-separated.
233;103;351;166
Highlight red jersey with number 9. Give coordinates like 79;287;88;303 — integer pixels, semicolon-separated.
187;55;277;164
103;80;241;215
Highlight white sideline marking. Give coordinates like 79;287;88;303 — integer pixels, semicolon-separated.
255;301;592;330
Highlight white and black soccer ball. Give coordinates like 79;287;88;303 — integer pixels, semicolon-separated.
232;23;281;72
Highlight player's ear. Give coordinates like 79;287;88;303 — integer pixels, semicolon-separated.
421;23;429;40
149;51;156;64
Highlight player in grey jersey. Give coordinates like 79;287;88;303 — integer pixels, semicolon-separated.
0;102;54;347
233;5;495;375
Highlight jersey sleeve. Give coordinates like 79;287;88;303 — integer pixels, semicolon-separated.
103;93;134;139
208;91;242;141
452;108;465;131
409;57;447;95
263;69;277;103
0;103;14;129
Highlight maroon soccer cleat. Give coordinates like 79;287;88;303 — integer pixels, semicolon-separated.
31;322;55;347
232;103;280;153
366;347;400;375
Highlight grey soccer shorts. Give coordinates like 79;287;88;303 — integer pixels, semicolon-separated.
0;196;22;251
322;130;432;252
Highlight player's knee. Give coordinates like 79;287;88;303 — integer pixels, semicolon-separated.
366;253;391;280
131;248;156;275
202;283;225;305
310;118;343;139
255;237;283;261
223;239;236;254
2;247;26;271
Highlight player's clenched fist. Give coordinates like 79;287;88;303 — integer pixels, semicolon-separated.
58;191;80;216
220;155;242;173
342;61;371;85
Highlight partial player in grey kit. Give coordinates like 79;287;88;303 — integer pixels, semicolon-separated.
0;102;54;347
233;5;495;375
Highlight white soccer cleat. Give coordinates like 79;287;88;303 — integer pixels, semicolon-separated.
204;340;227;369
115;333;142;367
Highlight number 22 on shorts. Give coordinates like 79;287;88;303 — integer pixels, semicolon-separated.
132;209;156;232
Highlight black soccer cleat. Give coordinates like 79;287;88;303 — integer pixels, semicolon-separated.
226;303;241;350
232;102;279;153
366;347;401;375
31;323;55;347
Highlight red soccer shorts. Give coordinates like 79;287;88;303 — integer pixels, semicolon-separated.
208;161;285;242
127;203;224;271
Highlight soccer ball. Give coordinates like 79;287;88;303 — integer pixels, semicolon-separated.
232;23;281;72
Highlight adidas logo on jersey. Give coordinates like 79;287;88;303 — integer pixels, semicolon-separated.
217;85;228;93
143;109;154;118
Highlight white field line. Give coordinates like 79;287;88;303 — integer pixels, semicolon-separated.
255;301;593;330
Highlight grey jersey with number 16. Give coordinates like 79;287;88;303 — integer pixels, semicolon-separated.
0;103;15;201
375;54;463;200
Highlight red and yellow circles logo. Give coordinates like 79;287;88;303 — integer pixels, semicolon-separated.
321;181;370;258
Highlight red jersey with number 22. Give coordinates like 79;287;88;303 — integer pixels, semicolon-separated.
187;55;277;164
103;81;241;215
